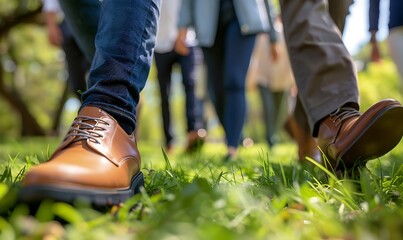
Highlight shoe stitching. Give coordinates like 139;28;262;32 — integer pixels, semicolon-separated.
65;116;111;144
329;106;360;126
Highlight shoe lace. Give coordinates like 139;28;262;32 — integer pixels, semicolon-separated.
329;106;360;126
64;116;110;144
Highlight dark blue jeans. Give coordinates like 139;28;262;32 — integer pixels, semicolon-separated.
59;0;160;134
60;21;89;99
202;18;255;148
154;47;203;146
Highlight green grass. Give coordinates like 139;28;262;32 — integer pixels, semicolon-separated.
0;60;402;239
1;140;402;239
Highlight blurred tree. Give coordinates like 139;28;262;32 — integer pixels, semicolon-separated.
0;0;70;137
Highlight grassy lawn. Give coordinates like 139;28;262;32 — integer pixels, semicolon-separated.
0;60;402;239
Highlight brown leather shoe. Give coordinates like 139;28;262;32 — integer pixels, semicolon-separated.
19;106;143;206
318;99;403;171
284;116;321;163
185;129;207;153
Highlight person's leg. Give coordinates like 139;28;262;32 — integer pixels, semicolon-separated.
20;0;161;205
285;96;321;162
81;0;159;134
292;0;353;135
60;21;89;99
179;46;205;151
257;84;277;147
272;90;290;137
280;0;403;171
280;0;359;135
179;46;198;133
292;97;311;137
223;19;256;150
192;46;206;121
59;0;99;62
388;26;403;86
328;0;354;34
154;51;176;148
202;45;225;127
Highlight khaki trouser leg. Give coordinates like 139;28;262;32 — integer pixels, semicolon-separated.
280;0;359;136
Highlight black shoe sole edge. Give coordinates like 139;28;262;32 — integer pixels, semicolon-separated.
18;172;144;207
336;106;403;171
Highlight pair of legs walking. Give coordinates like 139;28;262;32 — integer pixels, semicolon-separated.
154;47;204;152
20;0;403;205
203;16;256;158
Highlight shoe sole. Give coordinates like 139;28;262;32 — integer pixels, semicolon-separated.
337;105;403;170
18;172;144;207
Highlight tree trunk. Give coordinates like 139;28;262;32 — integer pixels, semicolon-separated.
0;3;53;136
0;6;42;38
0;67;45;136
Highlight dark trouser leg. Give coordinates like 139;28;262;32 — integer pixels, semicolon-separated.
179;47;199;132
154;51;176;146
60;21;89;100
